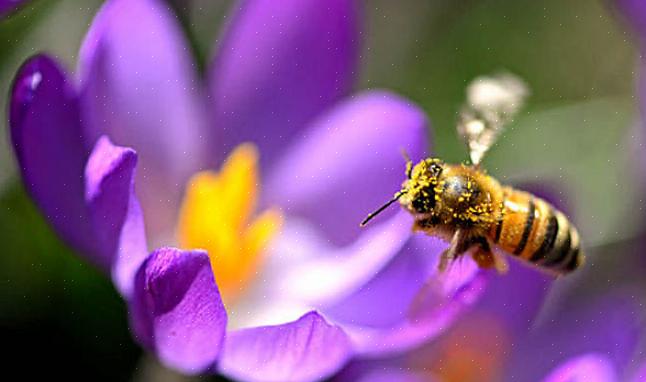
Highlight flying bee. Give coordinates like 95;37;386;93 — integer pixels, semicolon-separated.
361;73;584;277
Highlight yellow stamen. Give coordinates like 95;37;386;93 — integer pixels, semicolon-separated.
178;143;282;306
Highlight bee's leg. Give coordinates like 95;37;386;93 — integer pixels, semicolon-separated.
438;229;469;272
470;237;508;274
491;250;509;274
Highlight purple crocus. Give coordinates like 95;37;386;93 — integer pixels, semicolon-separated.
333;265;643;382
9;0;487;380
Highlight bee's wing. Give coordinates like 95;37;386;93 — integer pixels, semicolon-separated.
458;72;529;165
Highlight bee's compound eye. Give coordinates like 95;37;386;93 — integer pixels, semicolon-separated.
429;163;443;177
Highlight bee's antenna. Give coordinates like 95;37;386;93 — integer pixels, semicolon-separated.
360;191;406;227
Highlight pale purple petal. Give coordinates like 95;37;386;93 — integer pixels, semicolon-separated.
219;311;352;382
265;211;414;308
209;0;360;168
225;211;414;331
130;247;226;375
85;136;148;297
324;234;485;356
241;212;482;357
9;54;95;256
542;354;618;382
323;234;446;327
265;90;429;246
79;0;208;236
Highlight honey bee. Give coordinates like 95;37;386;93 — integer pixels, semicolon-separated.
361;73;584;277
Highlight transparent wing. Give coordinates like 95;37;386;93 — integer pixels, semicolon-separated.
457;72;530;165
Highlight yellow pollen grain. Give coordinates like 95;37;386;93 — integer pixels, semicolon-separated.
177;143;282;307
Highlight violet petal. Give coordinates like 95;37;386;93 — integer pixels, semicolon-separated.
130;247;227;375
79;0;208;235
9;54;95;256
264;211;414;309
472;259;552;337
219;311;352;382
324;234;485;356
85;136;148;297
265;90;428;246
209;0;360;168
632;362;646;382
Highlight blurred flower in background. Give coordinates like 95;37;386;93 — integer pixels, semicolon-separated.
334;267;643;382
2;0;646;381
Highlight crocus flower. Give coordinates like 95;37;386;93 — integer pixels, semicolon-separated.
9;0;488;380
333;265;643;382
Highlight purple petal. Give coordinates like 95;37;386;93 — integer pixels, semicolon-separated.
472;259;552;337
85;136;148;297
0;0;29;17
209;0;360;168
265;90;429;246
219;311;352;382
504;293;641;381
225;211;414;331
265;211;414;308
78;0;208;235
632;362;646;382
9;54;95;255
542;354;618;382
323;234;485;356
130;247;226;375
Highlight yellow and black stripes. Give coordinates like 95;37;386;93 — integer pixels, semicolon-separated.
490;187;584;275
513;197;535;255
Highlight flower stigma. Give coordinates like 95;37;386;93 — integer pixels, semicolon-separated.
178;143;282;306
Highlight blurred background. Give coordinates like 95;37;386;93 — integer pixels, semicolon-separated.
0;0;644;380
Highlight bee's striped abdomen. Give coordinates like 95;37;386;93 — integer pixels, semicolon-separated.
490;187;584;275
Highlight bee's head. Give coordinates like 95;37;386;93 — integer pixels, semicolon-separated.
400;158;444;216
360;158;445;227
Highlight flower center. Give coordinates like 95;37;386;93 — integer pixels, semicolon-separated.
177;143;282;306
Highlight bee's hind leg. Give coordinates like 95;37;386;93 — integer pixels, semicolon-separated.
471;236;508;274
